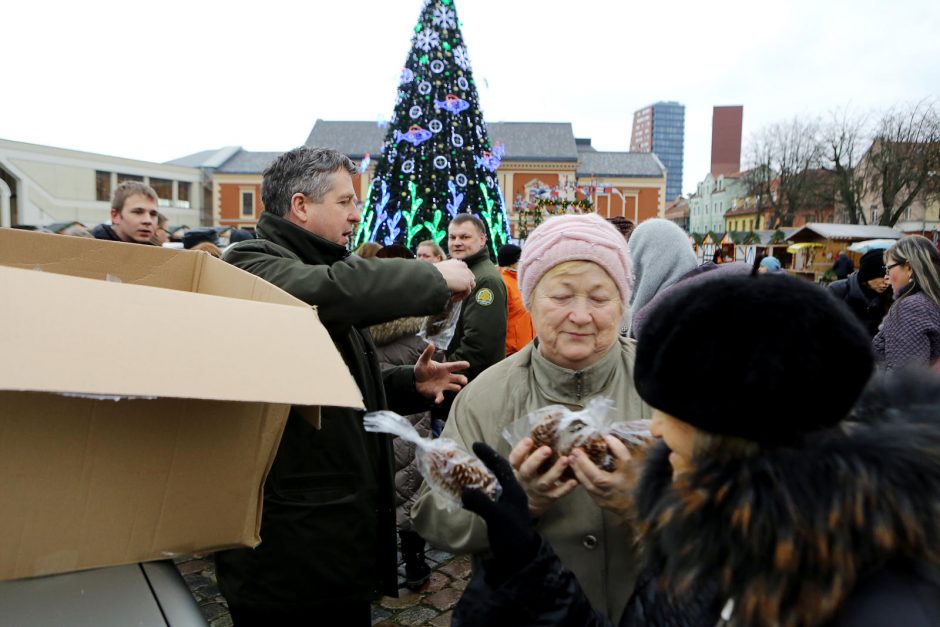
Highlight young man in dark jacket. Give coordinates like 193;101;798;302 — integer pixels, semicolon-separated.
828;248;893;337
215;146;476;626
91;181;159;244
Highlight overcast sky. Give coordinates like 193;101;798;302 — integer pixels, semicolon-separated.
2;0;937;196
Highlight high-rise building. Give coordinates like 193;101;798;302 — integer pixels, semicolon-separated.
630;101;685;202
711;105;743;177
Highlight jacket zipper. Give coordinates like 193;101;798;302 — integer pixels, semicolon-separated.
574;371;584;401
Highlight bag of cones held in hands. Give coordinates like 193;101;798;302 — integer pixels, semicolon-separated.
364;411;501;512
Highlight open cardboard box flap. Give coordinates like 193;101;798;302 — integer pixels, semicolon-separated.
0;228;364;581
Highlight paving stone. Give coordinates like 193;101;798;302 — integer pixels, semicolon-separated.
199;603;230;622
177;559;212;575
183;572;213;593
448;577;467;592
371;606;393;625
425;587;463;611
379;587;425;610
425;549;454;563
395;605;440;626
423;571;450;592
437;558;471;580
209;616;233;627
430;610;454;627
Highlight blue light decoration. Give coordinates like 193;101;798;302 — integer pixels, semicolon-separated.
383;211;403;245
358;153;371;174
394;125;433;146
434;94;470;114
446;180;464;218
368;180;390;243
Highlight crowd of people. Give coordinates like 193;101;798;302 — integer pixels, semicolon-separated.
23;145;940;626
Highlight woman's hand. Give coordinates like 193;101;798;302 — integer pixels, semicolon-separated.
568;435;637;520
509;437;578;519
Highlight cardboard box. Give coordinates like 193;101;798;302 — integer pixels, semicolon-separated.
0;228;364;581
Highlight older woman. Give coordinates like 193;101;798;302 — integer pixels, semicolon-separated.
454;273;940;626
874;235;940;370
411;213;651;620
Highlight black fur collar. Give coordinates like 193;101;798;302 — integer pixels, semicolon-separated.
633;372;940;626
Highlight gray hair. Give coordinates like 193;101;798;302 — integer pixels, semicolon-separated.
885;235;940;308
262;146;357;217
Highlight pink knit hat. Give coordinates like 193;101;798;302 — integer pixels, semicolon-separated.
518;213;633;308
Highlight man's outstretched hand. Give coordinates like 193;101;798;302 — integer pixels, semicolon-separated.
462;442;540;574
414;343;469;404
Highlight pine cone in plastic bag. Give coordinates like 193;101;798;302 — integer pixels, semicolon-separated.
422;447;501;508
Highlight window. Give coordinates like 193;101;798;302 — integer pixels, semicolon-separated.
178;182;191;208
241;191;255;217
95;171;111;202
150;178;172;206
117;173;143;183
870;208;880;224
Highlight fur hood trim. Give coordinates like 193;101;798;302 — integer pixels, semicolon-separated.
634;371;940;627
368;316;426;346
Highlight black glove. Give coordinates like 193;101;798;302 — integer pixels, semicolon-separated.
461;442;541;575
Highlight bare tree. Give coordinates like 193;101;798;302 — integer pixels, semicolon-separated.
744;117;825;229
821;108;869;223
865;100;940;226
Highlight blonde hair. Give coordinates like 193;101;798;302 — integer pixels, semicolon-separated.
885;235;940;308
355;241;382;258
417;240;445;260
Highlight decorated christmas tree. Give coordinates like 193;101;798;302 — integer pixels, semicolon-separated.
354;0;511;257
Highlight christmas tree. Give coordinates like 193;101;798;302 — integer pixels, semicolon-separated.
354;0;511;257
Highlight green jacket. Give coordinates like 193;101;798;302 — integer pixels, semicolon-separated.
214;212;450;612
447;247;508;381
412;338;652;621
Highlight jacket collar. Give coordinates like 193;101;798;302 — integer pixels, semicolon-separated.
255;212;350;265
530;339;622;404
462;246;491;269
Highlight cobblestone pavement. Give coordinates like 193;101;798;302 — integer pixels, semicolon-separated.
176;547;469;626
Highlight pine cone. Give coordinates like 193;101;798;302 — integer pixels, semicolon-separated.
425;448;499;502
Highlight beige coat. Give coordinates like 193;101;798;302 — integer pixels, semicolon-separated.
411;337;652;621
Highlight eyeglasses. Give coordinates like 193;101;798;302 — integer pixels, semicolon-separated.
885;262;902;272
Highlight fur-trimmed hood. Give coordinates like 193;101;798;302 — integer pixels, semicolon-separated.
368;316;426;346
634;371;940;627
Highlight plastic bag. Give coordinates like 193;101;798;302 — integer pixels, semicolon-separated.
364;411;501;511
418;300;462;351
503;397;651;475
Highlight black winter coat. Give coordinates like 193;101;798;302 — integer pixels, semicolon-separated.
453;372;940;627
214;213;450;612
828;273;892;337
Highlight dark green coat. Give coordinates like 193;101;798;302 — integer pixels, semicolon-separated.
447;247;508;382
214;212;450;612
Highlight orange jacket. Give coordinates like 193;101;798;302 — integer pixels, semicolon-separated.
499;267;535;355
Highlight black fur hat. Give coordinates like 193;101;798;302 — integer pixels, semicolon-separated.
634;273;874;443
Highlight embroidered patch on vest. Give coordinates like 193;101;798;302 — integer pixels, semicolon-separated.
475;288;494;306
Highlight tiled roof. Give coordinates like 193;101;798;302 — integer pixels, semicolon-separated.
165;149;222;167
577;152;665;178
216;150;280;174
788;223;904;242
303;120;581;162
305;120;385;159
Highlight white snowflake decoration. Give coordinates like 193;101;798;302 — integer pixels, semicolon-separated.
416;29;441;52
454;46;471;70
431;7;456;29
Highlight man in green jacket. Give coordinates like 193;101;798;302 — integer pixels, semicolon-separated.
214;146;476;626
431;214;508;435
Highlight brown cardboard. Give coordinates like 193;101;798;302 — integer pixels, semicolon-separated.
0;228;364;581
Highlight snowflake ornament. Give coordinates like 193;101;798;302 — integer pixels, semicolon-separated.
416;29;441;52
431;6;456;29
454;46;471;70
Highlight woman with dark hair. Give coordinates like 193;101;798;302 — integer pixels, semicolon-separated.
874;235;940;370
453;272;940;627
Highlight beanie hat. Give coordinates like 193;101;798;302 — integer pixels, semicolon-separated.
183;227;219;250
518;213;632;308
857;249;887;283
497;243;522;267
634;273;873;444
760;256;782;272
